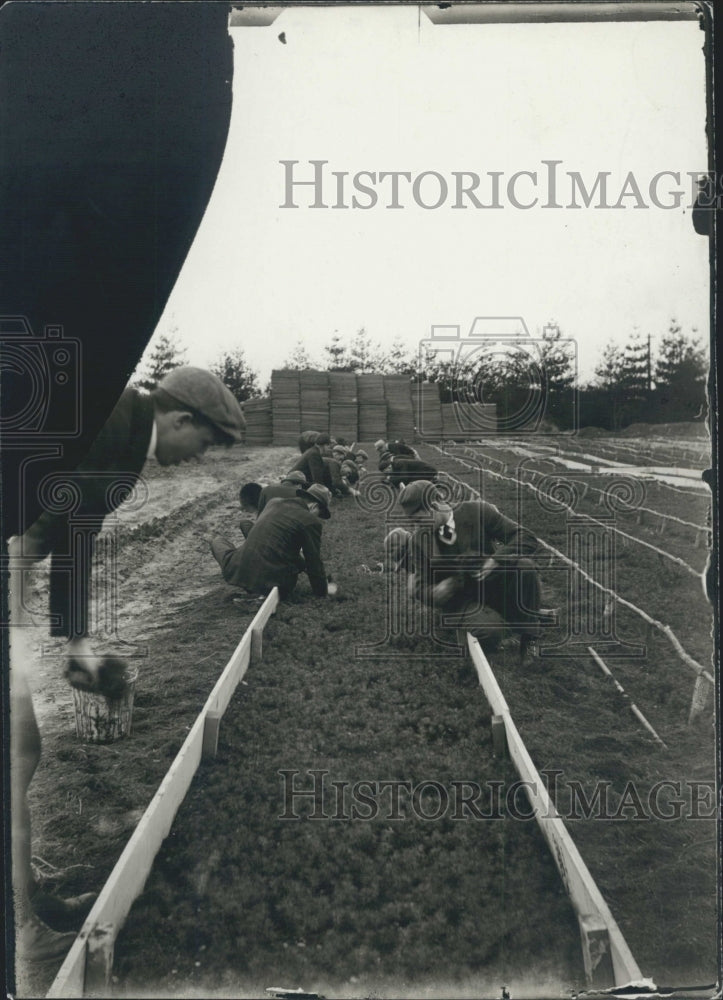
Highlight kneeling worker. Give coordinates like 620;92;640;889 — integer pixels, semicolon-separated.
256;471;308;514
400;482;554;658
210;483;332;599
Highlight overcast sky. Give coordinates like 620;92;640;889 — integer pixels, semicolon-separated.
147;6;709;387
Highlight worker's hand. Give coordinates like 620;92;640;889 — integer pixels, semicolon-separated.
471;557;497;583
432;576;461;607
65;640;130;699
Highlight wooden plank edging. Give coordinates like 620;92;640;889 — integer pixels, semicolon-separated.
467;634;644;988
47;588;279;998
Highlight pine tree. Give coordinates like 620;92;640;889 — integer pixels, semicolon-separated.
654;321;708;419
593;341;625;390
383;337;416;375
620;331;650;396
538;323;576;390
348;327;384;373
133;331;188;389
322;332;353;372
655;322;707;390
210;348;260;403
283;340;315;370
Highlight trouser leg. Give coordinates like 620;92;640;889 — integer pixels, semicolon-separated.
482;557;541;631
210;535;244;584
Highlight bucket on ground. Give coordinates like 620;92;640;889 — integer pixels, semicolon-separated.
72;666;139;743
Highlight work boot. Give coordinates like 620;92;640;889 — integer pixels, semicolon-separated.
32;891;97;931
17;913;76;962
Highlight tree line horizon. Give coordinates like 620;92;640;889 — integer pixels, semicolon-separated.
133;321;708;432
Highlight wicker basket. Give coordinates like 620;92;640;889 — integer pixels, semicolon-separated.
72;667;138;744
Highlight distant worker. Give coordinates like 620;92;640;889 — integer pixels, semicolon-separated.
298;429;320;453
289;432;333;486
256;471;308;514
384;455;438;489
323;456;359;498
210;483;332;599
374;437;418;459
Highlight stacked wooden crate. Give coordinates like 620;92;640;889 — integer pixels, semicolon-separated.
299;369;330;435
241;396;273;445
357;373;387;441
271;369;301;446
413;381;443;440
328;372;358;442
383;374;415;443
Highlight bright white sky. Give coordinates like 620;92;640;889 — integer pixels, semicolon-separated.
148;7;709;387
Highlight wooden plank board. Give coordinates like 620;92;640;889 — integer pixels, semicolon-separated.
47;712;206;997
467;636;643;988
466;632;510;715
48;588;280;997
207;632;251;717
251;586;280;630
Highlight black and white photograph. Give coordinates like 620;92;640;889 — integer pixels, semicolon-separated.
1;2;719;998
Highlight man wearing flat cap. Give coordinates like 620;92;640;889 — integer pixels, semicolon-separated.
399;481;553;657
8;366;245;959
257;470;308;514
210;483;332;600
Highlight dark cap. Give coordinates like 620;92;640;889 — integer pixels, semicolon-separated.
282;471;308;485
158;367;245;442
296;483;332;518
398;480;449;515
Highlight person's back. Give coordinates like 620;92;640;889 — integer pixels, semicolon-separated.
289;437;331;485
233;497;327;597
258;481;303;513
387;456;438;488
388;439;418;458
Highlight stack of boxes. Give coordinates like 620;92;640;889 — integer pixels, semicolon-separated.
383;374;415;443
241;397;273;445
413;382;443;441
328;372;359;442
271;369;301;446
299;370;330;435
357;373;388;441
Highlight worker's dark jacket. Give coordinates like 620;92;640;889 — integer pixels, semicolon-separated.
409;500;540;624
289;445;327;486
388;441;417;457
223;497;328;598
323;457;355;496
257;482;303;514
23;388;153;637
386;457;438;488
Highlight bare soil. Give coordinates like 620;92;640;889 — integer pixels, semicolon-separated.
15;437;718;997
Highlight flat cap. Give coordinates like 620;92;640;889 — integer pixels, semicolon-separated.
281;470;308;485
159;367;245;442
398;480;448;515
